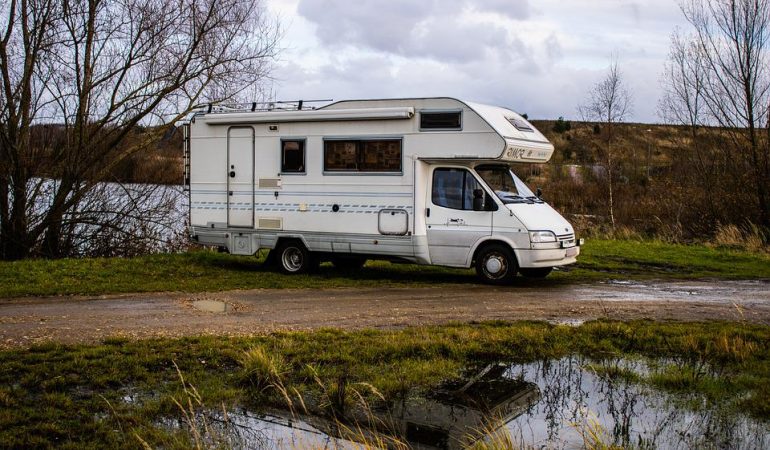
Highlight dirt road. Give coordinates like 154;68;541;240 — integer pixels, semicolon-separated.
1;280;769;348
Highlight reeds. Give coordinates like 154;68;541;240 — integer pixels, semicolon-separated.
713;222;767;252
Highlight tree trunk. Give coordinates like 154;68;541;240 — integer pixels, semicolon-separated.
4;179;31;260
607;151;615;229
41;212;64;258
0;175;8;258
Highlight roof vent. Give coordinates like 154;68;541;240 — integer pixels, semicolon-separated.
507;116;534;132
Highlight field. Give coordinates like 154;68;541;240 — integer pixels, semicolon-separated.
0;239;768;298
0;321;768;448
1;239;769;448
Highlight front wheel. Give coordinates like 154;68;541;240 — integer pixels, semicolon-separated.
276;241;317;274
519;267;553;278
475;244;517;285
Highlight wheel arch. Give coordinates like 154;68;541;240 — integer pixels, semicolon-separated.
468;237;520;268
274;234;311;251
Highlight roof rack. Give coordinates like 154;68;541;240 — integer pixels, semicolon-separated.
199;99;334;114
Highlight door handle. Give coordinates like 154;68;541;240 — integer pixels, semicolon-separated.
448;218;465;224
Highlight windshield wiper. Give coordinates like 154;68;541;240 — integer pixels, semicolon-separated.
498;193;530;204
525;195;544;203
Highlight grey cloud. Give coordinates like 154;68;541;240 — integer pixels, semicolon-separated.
296;0;531;63
406;17;513;63
296;0;436;52
544;33;562;63
627;2;642;24
273;50;663;122
477;0;530;20
281;0;670;122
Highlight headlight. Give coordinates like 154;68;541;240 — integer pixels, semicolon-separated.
529;231;556;243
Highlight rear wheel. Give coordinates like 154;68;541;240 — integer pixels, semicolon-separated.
276;241;317;274
475;244;517;285
331;256;367;270
519;267;553;278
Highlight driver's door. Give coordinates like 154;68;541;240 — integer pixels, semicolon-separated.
426;167;492;266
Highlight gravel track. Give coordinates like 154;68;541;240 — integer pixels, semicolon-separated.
1;280;769;348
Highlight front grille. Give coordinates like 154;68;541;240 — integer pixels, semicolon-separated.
557;233;575;247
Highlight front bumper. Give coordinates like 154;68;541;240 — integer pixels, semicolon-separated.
518;237;582;268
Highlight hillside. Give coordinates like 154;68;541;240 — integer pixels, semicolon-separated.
138;119;755;239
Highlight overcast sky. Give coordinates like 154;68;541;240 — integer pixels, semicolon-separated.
263;0;688;123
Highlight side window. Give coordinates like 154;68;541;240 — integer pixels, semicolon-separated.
432;168;486;210
420;111;462;130
281;139;305;173
324;139;402;173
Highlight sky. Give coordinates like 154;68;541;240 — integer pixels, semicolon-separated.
263;0;689;123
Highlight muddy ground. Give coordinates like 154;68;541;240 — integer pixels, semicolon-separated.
1;280;769;348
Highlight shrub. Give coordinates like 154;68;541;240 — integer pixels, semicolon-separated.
553;116;572;133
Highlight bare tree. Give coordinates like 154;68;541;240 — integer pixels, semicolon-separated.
664;0;770;228
659;29;706;133
0;0;280;259
578;59;633;229
658;29;723;226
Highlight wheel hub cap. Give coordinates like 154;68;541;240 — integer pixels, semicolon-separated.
283;248;303;271
485;256;503;274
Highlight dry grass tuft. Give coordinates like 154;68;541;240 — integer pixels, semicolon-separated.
713;223;767;252
715;334;758;362
238;345;289;392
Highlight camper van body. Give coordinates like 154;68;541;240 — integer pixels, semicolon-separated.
182;98;580;283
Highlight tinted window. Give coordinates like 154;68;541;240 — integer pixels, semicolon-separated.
281;140;305;173
324;139;402;172
432;168;487;210
420;111;462;130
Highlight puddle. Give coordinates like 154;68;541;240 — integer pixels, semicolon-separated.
583;279;770;305
503;357;768;449
192;300;230;313
195;356;770;450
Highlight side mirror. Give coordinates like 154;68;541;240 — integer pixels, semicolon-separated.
536;187;543;199
473;189;484;211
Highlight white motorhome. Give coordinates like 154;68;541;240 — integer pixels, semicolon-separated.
181;97;580;284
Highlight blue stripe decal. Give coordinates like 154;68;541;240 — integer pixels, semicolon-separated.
190;189;411;198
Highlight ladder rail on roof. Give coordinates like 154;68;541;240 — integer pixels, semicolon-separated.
196;99;334;114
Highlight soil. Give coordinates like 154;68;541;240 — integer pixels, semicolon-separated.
1;280;769;349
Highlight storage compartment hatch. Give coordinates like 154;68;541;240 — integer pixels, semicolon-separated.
379;209;408;235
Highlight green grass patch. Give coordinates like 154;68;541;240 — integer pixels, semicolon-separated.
0;239;768;297
0;321;768;448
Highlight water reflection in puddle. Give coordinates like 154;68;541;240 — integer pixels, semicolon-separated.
180;356;769;449
504;357;768;449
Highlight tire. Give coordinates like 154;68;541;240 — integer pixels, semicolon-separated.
519;267;553;278
331;256;367;270
276;241;317;274
475;244;518;285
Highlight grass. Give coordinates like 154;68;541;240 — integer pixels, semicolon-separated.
0;320;768;448
0;238;768;297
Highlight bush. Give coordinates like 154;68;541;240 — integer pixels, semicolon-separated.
553;116;572;133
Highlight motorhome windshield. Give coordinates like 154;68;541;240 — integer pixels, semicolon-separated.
475;165;542;204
